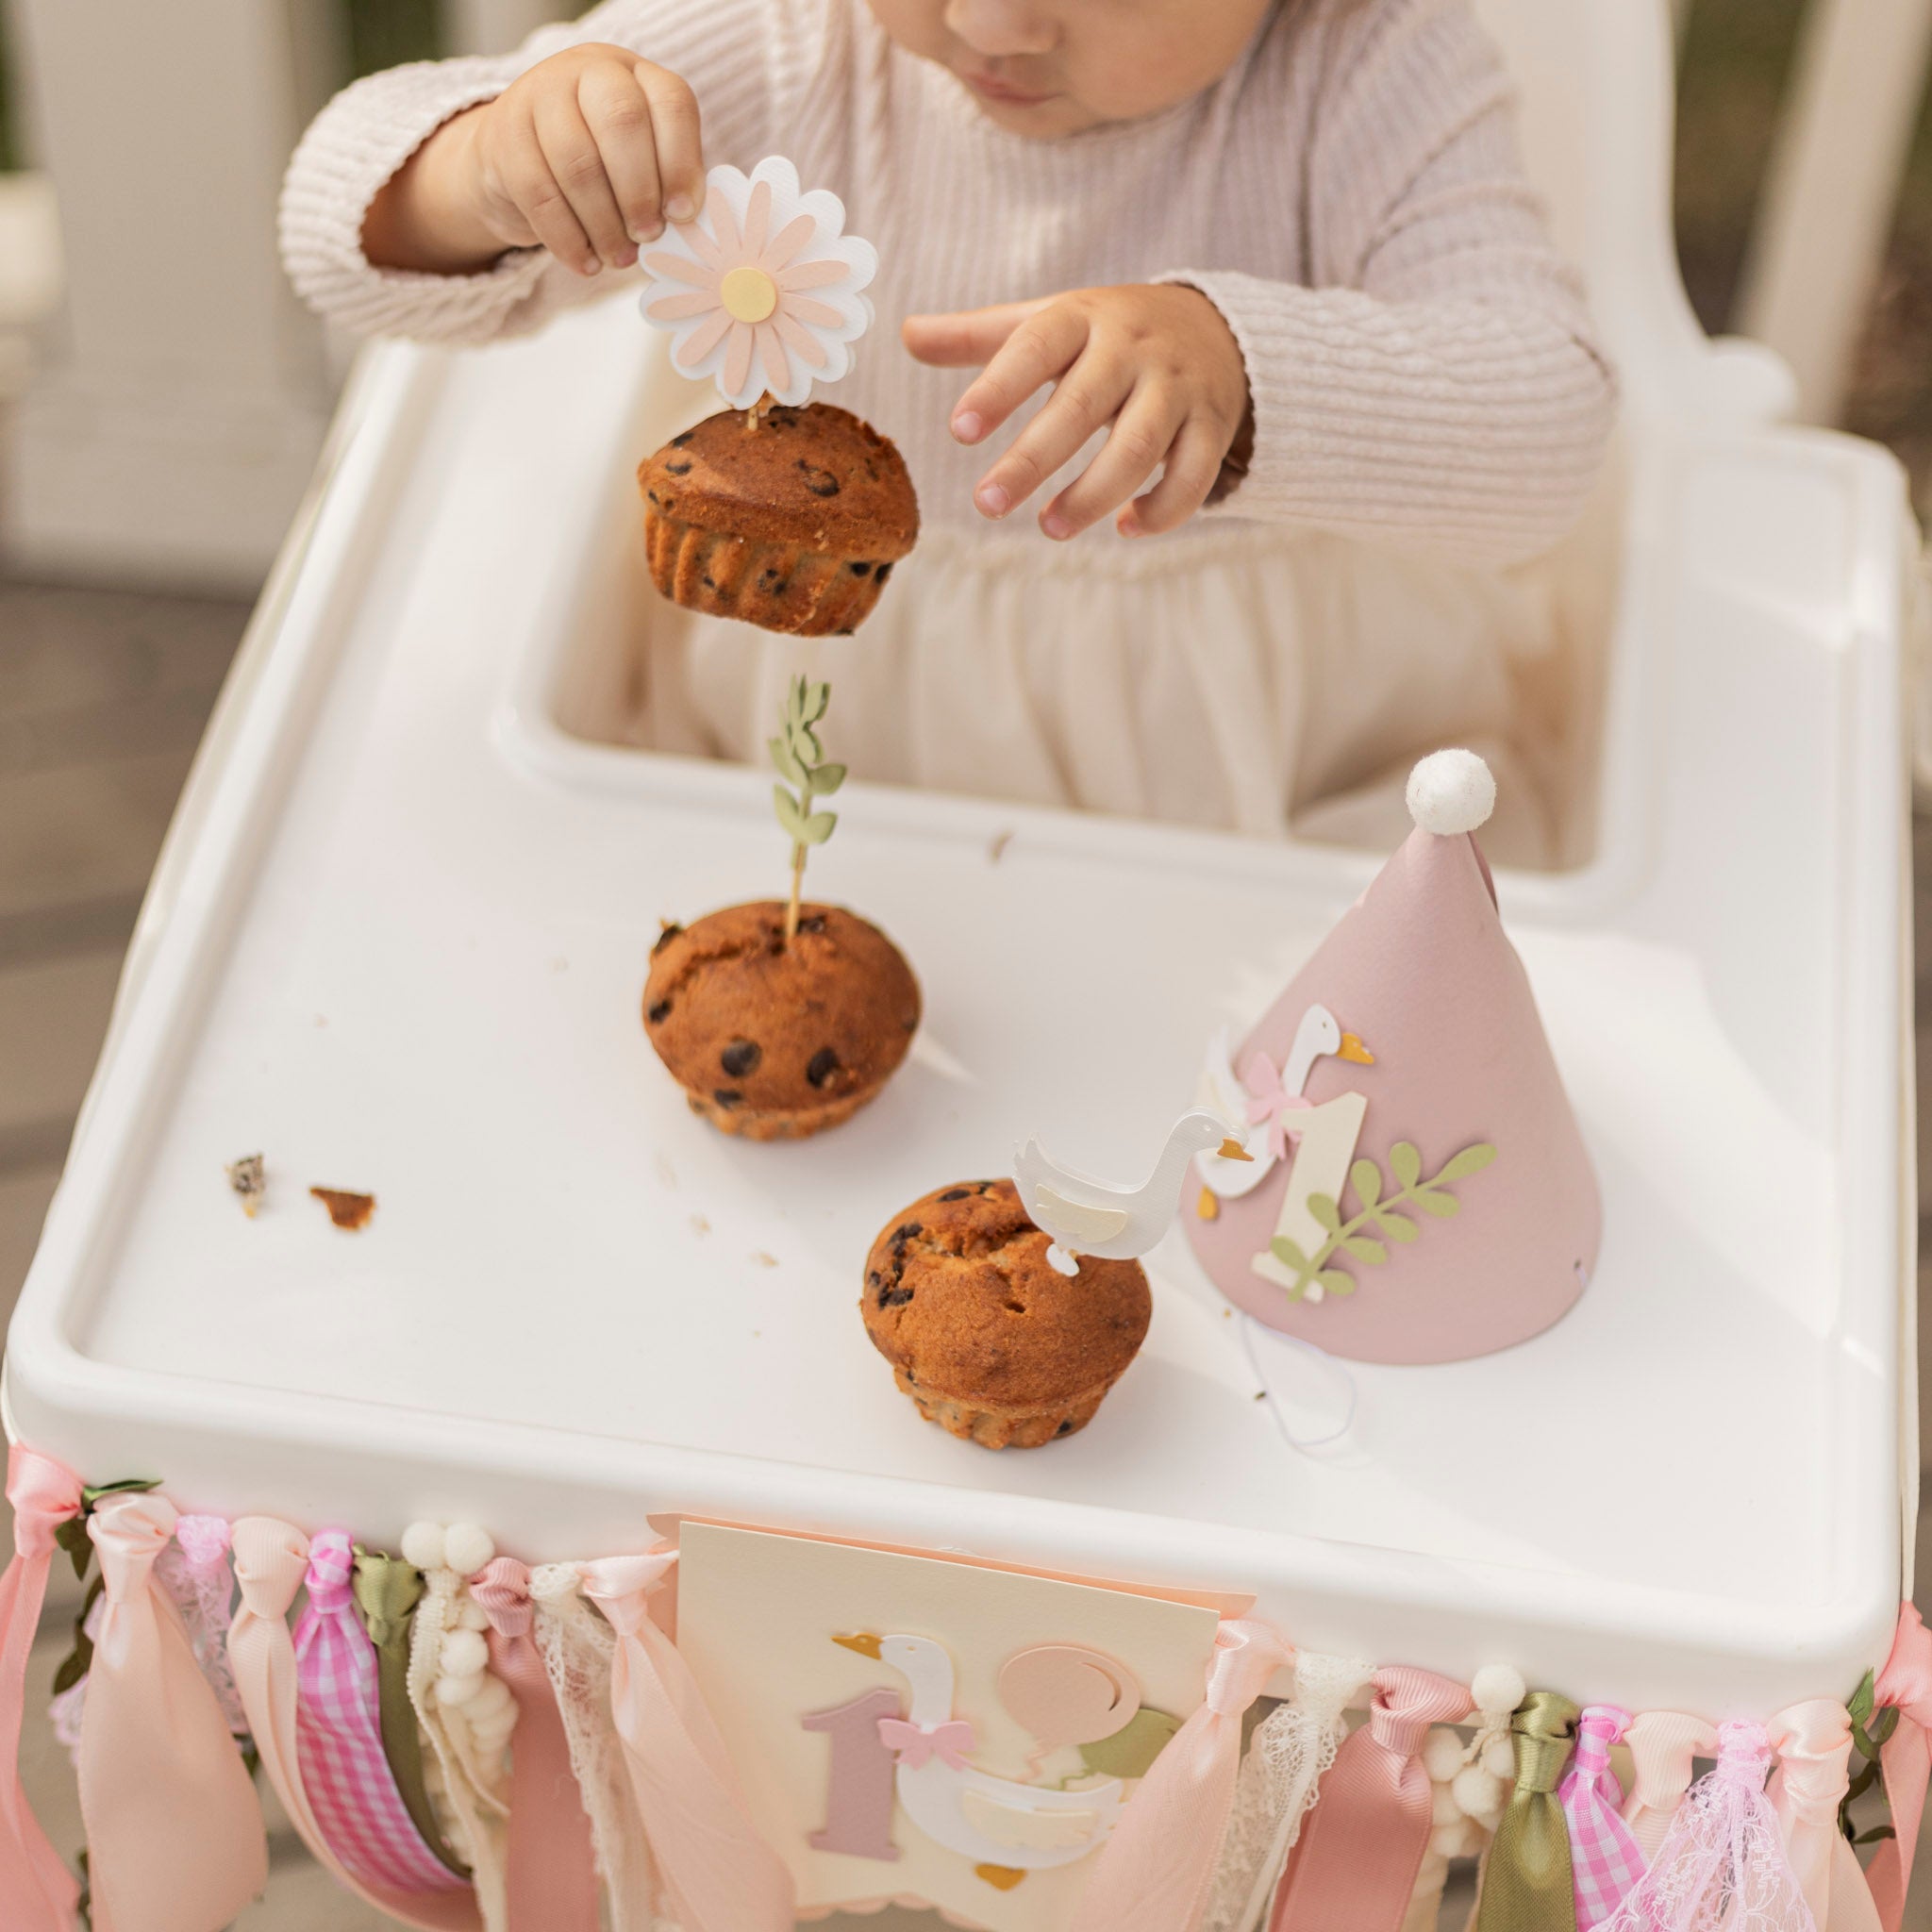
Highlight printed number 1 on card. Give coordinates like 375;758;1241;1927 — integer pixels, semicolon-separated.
803;1688;903;1861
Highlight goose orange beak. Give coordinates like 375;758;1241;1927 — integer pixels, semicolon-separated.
833;1631;884;1658
1337;1032;1374;1065
1216;1137;1254;1161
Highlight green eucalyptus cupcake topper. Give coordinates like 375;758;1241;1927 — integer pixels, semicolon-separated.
770;675;845;943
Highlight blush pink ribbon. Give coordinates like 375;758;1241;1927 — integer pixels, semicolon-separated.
1767;1700;1881;1932
78;1492;267;1932
0;1446;82;1932
1269;1664;1475;1932
227;1516;480;1932
1620;1710;1720;1863
1868;1603;1932;1931
472;1557;600;1932
582;1550;794;1932
1068;1616;1294;1932
1241;1053;1314;1163
878;1715;975;1771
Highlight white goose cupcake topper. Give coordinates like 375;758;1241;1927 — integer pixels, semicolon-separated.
638;156;877;410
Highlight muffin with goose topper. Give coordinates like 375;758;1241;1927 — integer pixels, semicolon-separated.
643;676;919;1140
637;157;917;637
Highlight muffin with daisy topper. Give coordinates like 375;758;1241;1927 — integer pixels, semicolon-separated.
637;157;918;636
643;676;919;1140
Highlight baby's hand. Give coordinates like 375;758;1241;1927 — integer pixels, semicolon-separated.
904;286;1250;539
370;43;705;277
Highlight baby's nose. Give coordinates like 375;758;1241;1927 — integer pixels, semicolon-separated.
942;0;1059;58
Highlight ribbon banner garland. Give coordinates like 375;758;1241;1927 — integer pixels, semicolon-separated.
1869;1605;1932;1931
1620;1710;1721;1862
1558;1705;1643;1930
1269;1664;1474;1932
1768;1700;1882;1932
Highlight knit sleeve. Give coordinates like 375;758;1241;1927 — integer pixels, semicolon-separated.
278;0;838;346
1162;0;1616;566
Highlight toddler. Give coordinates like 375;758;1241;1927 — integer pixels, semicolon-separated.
282;0;1615;859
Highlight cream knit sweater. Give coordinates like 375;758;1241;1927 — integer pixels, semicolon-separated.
281;0;1616;568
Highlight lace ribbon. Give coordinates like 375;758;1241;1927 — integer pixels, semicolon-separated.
79;1492;266;1932
531;1560;659;1932
294;1530;472;1897
582;1550;794;1932
1766;1701;1880;1932
1205;1649;1374;1932
1071;1617;1295;1932
155;1513;248;1737
354;1548;471;1879
1474;1690;1579;1932
1271;1665;1475;1932
1868;1604;1932;1931
1596;1721;1816;1932
1559;1706;1644;1928
472;1557;601;1932
1621;1712;1720;1863
0;1445;82;1931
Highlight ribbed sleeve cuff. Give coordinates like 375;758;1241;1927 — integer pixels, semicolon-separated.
278;58;551;346
1159;267;1617;565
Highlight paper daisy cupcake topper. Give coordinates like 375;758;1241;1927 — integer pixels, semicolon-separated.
638;157;877;411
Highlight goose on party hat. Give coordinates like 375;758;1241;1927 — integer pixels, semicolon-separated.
1184;750;1599;1365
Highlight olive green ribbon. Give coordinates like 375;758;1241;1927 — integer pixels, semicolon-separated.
1474;1690;1580;1932
352;1547;470;1878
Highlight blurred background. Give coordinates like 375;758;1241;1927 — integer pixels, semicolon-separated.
3;0;1932;1924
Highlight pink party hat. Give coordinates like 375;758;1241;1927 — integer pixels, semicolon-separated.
1183;751;1599;1364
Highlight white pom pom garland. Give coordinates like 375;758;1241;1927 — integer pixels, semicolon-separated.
1421;1726;1466;1783
1470;1664;1525;1717
439;1627;489;1677
1452;1765;1507;1821
443;1523;496;1577
1483;1737;1518;1779
1406;750;1496;838
400;1522;445;1572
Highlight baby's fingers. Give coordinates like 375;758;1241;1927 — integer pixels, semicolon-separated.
534;91;629;270
635;62;705;224
1040;388;1186;539
950;302;1092;443
578;62;659;244
1116;416;1230;538
974;351;1133;519
902;299;1053;370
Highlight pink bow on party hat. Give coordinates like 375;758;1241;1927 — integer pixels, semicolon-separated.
1241;1053;1314;1163
582;1550;794;1932
1767;1700;1881;1932
1270;1664;1474;1932
0;1446;82;1932
1069;1618;1294;1932
1864;1605;1932;1932
878;1716;975;1771
78;1491;267;1932
471;1557;600;1932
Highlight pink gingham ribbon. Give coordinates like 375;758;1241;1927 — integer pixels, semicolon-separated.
295;1531;467;1895
878;1716;974;1771
1560;1705;1645;1927
1241;1053;1314;1163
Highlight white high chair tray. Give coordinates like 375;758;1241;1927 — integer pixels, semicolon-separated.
8;299;1912;1714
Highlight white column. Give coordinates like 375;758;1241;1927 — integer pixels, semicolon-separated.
1;0;336;590
1734;0;1932;424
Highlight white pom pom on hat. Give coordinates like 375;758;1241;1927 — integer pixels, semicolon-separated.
1407;749;1496;837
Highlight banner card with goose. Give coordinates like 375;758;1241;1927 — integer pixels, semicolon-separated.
1184;752;1601;1365
673;1524;1223;1931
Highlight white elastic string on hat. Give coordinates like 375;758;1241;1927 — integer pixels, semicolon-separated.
1239;1314;1358;1452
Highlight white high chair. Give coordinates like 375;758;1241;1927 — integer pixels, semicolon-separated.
8;0;1919;1824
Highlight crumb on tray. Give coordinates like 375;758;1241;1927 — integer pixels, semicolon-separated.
310;1187;375;1232
226;1154;266;1217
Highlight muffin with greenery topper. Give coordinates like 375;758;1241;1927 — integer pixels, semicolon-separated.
643;676;920;1140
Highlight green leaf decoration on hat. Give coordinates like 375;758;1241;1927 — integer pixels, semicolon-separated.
1269;1141;1497;1301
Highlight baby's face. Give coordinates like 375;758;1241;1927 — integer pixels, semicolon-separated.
868;0;1277;138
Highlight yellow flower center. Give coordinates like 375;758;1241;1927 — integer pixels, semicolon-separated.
720;266;778;324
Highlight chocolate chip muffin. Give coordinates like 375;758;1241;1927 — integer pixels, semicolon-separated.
861;1180;1153;1449
639;404;919;637
643;901;920;1140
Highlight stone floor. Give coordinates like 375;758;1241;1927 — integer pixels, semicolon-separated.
0;567;1925;1925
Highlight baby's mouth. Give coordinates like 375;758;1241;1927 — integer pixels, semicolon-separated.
959;68;1063;108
